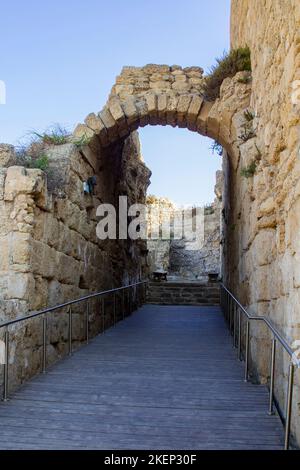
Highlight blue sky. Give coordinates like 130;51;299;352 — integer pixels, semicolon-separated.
0;0;231;205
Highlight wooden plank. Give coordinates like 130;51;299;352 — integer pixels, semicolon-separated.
0;305;284;449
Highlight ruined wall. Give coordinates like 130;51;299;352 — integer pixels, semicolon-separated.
0;132;150;390
146;171;222;281
229;0;300;445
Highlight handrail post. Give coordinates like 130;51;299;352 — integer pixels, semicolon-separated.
86;301;89;345
229;296;233;336
233;303;237;347
3;328;9;401
122;290;125;320
244;320;250;382
113;293;116;327
102;297;105;334
284;363;295;450
238;309;241;360
68;306;72;356
268;337;276;415
42;316;47;373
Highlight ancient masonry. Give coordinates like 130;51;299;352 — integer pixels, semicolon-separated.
0;0;300;446
146;170;223;281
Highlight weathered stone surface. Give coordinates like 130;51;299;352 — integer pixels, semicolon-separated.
147;172;222;280
0;144;15;167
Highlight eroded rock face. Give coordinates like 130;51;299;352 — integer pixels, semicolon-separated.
146;172;223;281
229;0;300;445
0;132;150;391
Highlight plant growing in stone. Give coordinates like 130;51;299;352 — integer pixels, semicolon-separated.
204;204;215;215
237;76;251;84
241;160;257;178
239;110;256;142
244;109;255;122
210;140;223;156
202;46;251;101
33;124;70;145
27;154;49;171
73;134;92;148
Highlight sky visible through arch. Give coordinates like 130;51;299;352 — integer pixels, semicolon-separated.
0;0;231;205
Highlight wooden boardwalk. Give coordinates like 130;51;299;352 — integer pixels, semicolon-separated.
0;305;283;449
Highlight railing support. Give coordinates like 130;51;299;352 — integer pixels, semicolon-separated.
3;328;9;401
42;316;47;373
284;363;295;450
268;337;276;415
238;309;241;360
86;301;89;344
122;290;125;321
244;320;249;382
113;293;116;327
68;306;73;356
102;298;105;334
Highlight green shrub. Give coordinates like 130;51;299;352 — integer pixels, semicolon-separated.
33;124;70;145
27;154;49;171
210;140;223;156
241;160;257;178
244;109;255;122
204;204;215;215
202;46;251;101
73;134;92;148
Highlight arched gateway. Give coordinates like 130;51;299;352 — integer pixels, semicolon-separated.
73;64;252;158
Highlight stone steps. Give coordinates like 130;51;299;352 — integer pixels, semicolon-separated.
147;281;220;306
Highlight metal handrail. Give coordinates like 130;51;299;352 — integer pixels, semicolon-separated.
220;283;299;450
0;281;147;329
0;280;148;402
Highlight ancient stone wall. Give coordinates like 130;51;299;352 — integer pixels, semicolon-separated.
146;171;222;280
229;0;300;445
0;132;150;390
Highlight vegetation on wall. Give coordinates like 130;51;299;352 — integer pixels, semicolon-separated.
241;160;257;178
202;46;251;101
210;140;223;156
32;124;70;146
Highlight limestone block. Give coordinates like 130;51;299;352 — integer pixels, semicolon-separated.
196;101;214;136
176;94;192;127
144;92;158;125
30;241;57;279
166;94;178;127
78;145;98;173
108;98;126;126
171;81;190;92
184;66;204;75
157;94;167;124
0;235;9;270
85;113;109;147
114;84;134;99
122;97;139;128
99;108;119;141
187;95;203;128
174;74;187;82
0;144;15;167
0;168;7;199
135;97;149;127
7;272;35;301
258;197;275;217
4;167;46;202
10;232;31;265
240;139;260;168
252;229;276;266
31;276;48;310
56;251;81;286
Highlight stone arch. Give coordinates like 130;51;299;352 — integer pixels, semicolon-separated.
73;64;252;159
